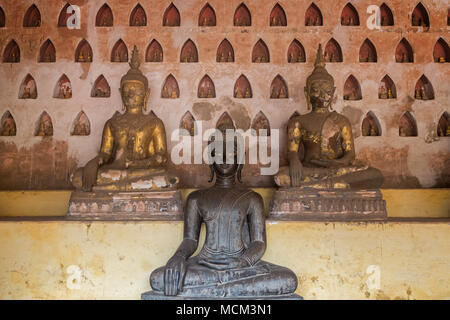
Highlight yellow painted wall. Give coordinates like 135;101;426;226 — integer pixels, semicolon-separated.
0;189;449;218
0;220;448;300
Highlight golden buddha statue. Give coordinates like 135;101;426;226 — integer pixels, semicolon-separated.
275;44;383;189
71;46;178;192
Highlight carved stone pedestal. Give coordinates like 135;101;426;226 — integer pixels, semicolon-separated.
141;291;303;300
67;190;183;220
269;189;387;221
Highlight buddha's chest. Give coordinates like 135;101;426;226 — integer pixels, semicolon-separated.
198;190;250;226
112;121;153;148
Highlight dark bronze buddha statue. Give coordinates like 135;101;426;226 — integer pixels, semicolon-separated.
146;125;299;299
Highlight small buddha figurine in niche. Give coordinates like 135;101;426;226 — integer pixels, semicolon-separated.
95;88;107;97
73;121;89;136
244;87;251;98
279;87;287;98
415;88;421;99
162;85;170;98
388;88;393;99
1;116;16;136
227;51;233;62
113;51;121;62
235;88;243;99
379;85;388;99
36;115;53;136
78;51;86;62
401;52;408;63
71;46;179;192
420;86;428;100
146;124;299;299
289;52;295;63
275;44;383;189
271;87;278;98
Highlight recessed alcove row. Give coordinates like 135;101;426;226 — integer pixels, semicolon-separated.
9;2;450;30
3;109;446;139
11;73;439;100
4;37;449;64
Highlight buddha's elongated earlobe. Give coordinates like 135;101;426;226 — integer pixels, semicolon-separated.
208;164;215;183
143;88;150;112
237;164;244;183
304;87;311;110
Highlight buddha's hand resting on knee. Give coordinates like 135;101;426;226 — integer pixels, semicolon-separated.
82;157;100;192
289;158;303;187
164;254;186;296
198;257;250;270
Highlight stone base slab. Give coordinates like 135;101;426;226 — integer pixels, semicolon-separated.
67;190;183;220
141;290;303;300
269;188;387;221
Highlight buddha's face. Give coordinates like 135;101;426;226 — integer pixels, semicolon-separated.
212;140;240;177
120;81;149;112
305;80;336;110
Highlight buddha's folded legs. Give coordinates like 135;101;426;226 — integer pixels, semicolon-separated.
150;258;298;297
275;166;383;189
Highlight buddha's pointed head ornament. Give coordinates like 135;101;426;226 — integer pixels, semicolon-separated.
304;44;336;110
120;45;150;112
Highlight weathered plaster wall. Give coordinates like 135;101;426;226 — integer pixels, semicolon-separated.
0;0;449;189
0;220;448;299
